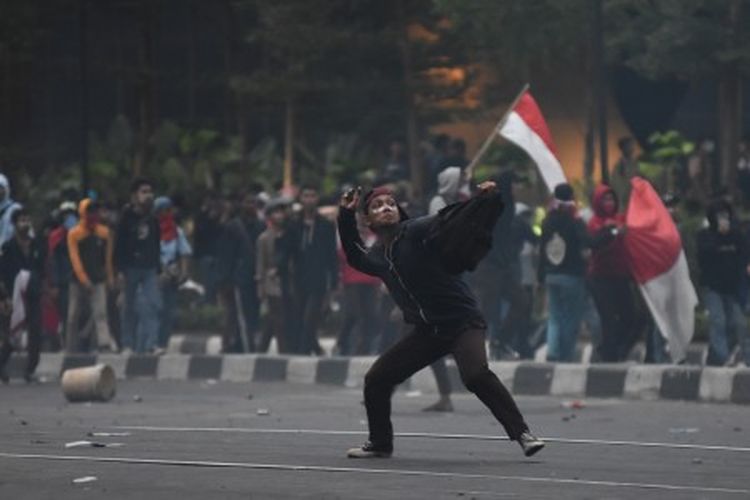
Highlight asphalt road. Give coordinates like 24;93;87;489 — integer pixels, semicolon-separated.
1;379;749;499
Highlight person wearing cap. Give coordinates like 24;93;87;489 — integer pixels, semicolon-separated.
154;196;192;355
538;183;589;362
338;182;544;459
66;198;117;353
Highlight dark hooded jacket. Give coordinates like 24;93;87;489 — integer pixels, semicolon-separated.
338;191;504;336
538;205;589;283
696;200;749;295
587;184;629;278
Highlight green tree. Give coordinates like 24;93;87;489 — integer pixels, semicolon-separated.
606;0;748;193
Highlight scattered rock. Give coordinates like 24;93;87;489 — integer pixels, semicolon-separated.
72;476;98;485
132;395;143;403
669;427;700;434
692;458;703;465
561;400;585;410
87;432;130;437
733;427;742;432
19;420;27;426
65;440;124;449
256;408;270;416
246;394;254;400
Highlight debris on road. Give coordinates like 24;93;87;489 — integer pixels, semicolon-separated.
65;440;124;449
692;458;703;464
560;400;585;410
132;395;143;403
72;476;98;484
87;432;131;437
669;427;700;434
256;408;270;416
405;390;423;398
61;364;116;403
246;393;254;400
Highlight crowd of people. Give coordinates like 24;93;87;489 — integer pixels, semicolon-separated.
1;132;750;385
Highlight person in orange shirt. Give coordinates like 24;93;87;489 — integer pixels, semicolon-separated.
66;199;117;353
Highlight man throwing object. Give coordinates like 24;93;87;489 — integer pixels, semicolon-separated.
338;182;545;459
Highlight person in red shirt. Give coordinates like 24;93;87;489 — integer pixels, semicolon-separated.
587;184;638;361
335;221;381;356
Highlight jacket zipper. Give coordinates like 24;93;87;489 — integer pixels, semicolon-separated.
385;236;429;324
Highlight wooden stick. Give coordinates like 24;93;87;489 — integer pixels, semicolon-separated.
465;83;530;181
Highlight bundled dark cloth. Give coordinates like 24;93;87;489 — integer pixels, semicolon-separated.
426;189;506;275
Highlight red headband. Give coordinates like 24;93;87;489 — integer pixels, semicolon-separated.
363;187;395;213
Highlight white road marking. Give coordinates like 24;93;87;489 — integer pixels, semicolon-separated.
0;451;747;495
115;425;750;453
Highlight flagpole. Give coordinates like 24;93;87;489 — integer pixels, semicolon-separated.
465;83;530;181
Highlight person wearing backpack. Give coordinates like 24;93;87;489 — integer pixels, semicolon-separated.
339;181;544;459
538;183;589;362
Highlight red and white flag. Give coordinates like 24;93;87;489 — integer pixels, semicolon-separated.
498;91;567;193
624;177;698;362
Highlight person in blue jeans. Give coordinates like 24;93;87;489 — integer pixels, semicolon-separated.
696;199;750;367
538;184;589;362
154;196;192;355
114;178;162;354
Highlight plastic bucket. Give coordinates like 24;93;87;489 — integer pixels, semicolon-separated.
61;364;116;403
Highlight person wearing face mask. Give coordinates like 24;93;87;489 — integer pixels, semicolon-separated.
65;199;117;353
587;184;638;362
154;196;192;355
696;200;750;367
47;201;79;346
0;209;46;383
339;182;544;459
114;178;161;354
0;174;23;247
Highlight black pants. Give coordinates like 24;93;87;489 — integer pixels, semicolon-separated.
479;268;530;355
589;277;638;362
364;324;529;448
0;296;42;377
295;290;325;355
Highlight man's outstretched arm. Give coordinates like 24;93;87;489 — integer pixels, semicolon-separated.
337;188;381;277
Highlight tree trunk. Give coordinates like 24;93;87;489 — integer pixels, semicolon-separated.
396;0;422;200
283;97;295;189
186;0;196;124
718;65;742;194
718;0;743;195
133;0;157;177
592;0;608;184
79;0;90;194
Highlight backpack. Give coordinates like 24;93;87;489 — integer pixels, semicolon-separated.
426;191;505;275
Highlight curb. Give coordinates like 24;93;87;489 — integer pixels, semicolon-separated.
167;335;712;366
6;353;749;405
